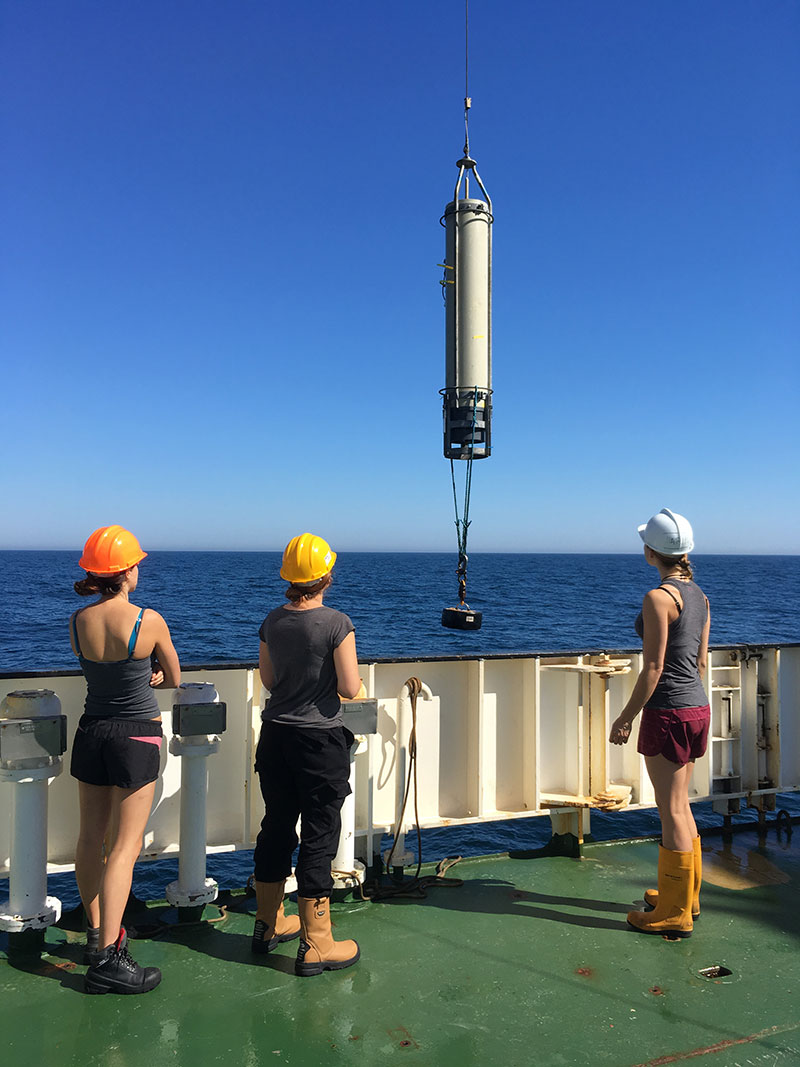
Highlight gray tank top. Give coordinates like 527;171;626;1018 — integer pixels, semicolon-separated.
72;608;160;720
635;579;709;710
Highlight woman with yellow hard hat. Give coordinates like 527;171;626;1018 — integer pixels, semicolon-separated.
69;525;180;994
252;532;362;976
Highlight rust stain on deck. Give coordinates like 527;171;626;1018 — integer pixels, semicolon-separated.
633;1021;800;1064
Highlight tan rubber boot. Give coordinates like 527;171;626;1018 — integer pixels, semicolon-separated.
644;836;702;918
628;845;694;937
251;880;300;954
295;896;360;976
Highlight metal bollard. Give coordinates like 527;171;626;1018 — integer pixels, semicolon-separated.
0;690;67;939
165;683;227;918
332;698;378;891
331;735;367;891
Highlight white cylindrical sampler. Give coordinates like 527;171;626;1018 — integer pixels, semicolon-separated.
441;162;493;461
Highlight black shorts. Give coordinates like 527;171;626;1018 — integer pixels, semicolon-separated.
70;715;163;789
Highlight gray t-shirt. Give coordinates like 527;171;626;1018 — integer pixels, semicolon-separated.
258;605;354;728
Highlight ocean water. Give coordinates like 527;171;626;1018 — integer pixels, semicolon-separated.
2;550;799;674
2;549;798;904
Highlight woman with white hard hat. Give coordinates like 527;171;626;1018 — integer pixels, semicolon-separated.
70;525;181;994
609;509;710;938
252;533;363;976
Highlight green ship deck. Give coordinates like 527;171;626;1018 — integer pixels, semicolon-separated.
2;829;798;1067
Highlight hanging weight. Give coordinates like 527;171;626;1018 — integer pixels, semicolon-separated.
441;607;482;630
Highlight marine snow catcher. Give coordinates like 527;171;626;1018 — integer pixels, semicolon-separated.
440;91;493;632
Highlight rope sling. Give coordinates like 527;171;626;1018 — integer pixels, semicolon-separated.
449;390;479;606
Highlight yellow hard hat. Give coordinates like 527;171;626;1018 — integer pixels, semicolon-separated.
79;525;147;575
280;533;336;584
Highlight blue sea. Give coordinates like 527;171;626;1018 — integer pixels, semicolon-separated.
2;550;799;674
1;550;798;907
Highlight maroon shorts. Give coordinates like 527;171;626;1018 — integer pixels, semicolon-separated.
637;705;710;765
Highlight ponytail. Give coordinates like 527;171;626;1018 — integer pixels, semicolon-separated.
676;555;693;579
284;572;333;603
652;549;693;580
74;572;126;597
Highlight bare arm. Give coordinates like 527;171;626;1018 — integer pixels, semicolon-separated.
68;612;80;658
258;640;275;692
609;590;671;745
150;612;181;688
696;598;710;676
333;631;361;700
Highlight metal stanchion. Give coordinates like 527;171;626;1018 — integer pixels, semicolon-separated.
0;690;67;954
165;683;227;921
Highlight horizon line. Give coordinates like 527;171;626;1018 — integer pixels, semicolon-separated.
1;547;798;557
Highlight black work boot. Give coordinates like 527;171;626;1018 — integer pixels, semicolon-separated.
82;925;100;966
84;928;161;995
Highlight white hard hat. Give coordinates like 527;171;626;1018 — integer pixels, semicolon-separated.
638;508;694;556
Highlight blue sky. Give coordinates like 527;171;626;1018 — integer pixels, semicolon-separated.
1;1;797;553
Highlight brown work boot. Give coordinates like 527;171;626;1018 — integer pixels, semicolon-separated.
295;896;360;976
252;880;300;953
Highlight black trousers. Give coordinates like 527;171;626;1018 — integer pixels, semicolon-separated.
253;722;354;899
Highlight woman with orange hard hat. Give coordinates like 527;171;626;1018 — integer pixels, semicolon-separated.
609;509;711;939
252;532;363;976
69;525;180;995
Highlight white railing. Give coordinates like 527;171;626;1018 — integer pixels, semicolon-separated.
1;645;799;876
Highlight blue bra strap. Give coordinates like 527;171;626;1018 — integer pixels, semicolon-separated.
127;609;145;658
71;613;82;655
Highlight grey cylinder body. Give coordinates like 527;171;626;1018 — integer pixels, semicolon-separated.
443;196;492;459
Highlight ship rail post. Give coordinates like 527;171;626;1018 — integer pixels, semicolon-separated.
0;689;67;955
331;697;378;894
165;682;227;921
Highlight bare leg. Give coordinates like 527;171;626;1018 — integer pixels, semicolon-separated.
75;783;113;930
645;754;694;852
684;761;698;839
107;794;121;854
99;782;156;949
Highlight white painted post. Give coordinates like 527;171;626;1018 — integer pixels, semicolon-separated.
165;683;222;911
331;736;367;890
0;690;64;933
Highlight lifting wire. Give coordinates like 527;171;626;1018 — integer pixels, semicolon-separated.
448;0;477;612
463;0;472;159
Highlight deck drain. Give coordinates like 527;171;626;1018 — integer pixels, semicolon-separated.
698;965;733;979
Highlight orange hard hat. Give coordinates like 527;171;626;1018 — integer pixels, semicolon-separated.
280;533;336;584
79;525;147;575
